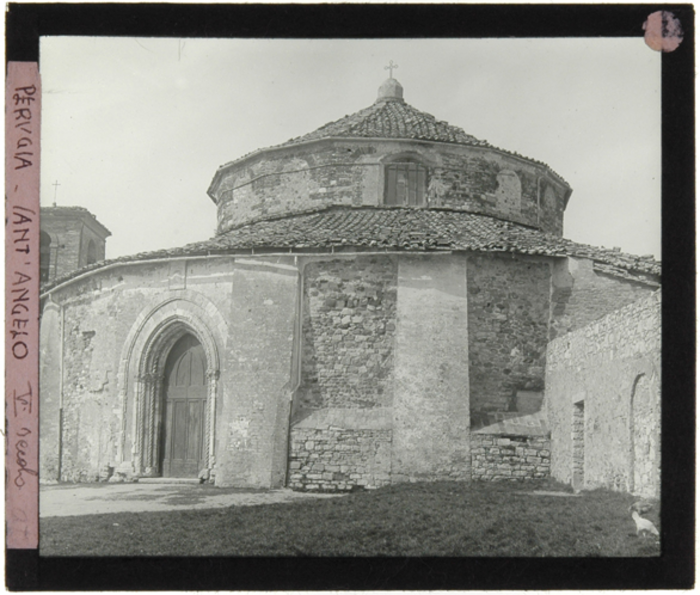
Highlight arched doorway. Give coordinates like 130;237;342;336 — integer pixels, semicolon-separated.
161;334;207;477
122;296;226;480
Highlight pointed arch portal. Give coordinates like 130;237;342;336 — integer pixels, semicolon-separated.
120;296;225;479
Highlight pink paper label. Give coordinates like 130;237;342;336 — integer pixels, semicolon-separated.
5;62;40;549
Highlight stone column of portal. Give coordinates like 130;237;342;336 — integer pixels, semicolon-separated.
145;375;164;475
117;386;128;463
206;369;219;472
132;375;145;475
392;253;471;482
133;372;155;476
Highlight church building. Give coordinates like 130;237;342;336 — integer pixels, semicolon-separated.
39;76;660;491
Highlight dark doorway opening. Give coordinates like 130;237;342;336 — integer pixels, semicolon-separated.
161;334;207;477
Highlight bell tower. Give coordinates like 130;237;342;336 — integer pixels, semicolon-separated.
40;206;111;284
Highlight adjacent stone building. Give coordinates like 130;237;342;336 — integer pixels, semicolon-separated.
546;291;661;499
39;77;661;490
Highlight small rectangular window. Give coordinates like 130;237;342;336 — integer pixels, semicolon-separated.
385;162;428;206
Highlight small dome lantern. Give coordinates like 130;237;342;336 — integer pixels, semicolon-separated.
376;77;404;103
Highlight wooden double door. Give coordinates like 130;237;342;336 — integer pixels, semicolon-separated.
161;334;207;478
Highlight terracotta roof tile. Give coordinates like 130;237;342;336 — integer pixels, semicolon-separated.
282;100;490;148
42;206;660;291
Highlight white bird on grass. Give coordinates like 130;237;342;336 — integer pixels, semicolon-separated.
629;501;659;538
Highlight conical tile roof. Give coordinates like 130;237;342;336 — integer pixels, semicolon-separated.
211;77;569;191
282;88;491;148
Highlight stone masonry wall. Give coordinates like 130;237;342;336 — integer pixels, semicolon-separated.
213;140;568;235
216;143;376;232
288;427;392;491
471;434;550;481
297;256;397;412
40;217;84;284
546;291;660;498
467;252;551;418
41;211;108;284
433;151;566;236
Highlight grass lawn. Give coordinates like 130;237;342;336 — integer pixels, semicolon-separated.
40;480;660;557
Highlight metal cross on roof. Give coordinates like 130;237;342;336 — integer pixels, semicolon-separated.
52;180;61;207
384;60;398;79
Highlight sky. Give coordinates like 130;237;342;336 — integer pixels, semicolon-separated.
39;37;661;259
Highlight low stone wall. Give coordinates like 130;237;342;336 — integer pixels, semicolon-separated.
471;434;550;481
288;427;392;491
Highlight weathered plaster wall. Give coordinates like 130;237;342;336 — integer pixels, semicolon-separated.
392;254;471;482
467;252;551;418
215;260;297;488
43;260;235;482
40;256;296;489
213;140;568;235
549;257;657;340
39;302;62;482
56;285;135;482
546;291;660;498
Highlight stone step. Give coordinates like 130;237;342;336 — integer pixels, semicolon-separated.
137;477;202;485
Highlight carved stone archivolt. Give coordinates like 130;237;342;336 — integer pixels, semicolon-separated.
124;303;221;478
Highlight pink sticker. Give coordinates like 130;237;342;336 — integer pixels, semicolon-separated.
5;62;41;549
643;11;684;53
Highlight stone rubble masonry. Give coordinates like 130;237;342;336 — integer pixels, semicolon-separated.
433;152;565;236
213;139;568;236
470;434;551;481
288;427;392;491
298;255;397;411
467;252;551;416
546;290;660;498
